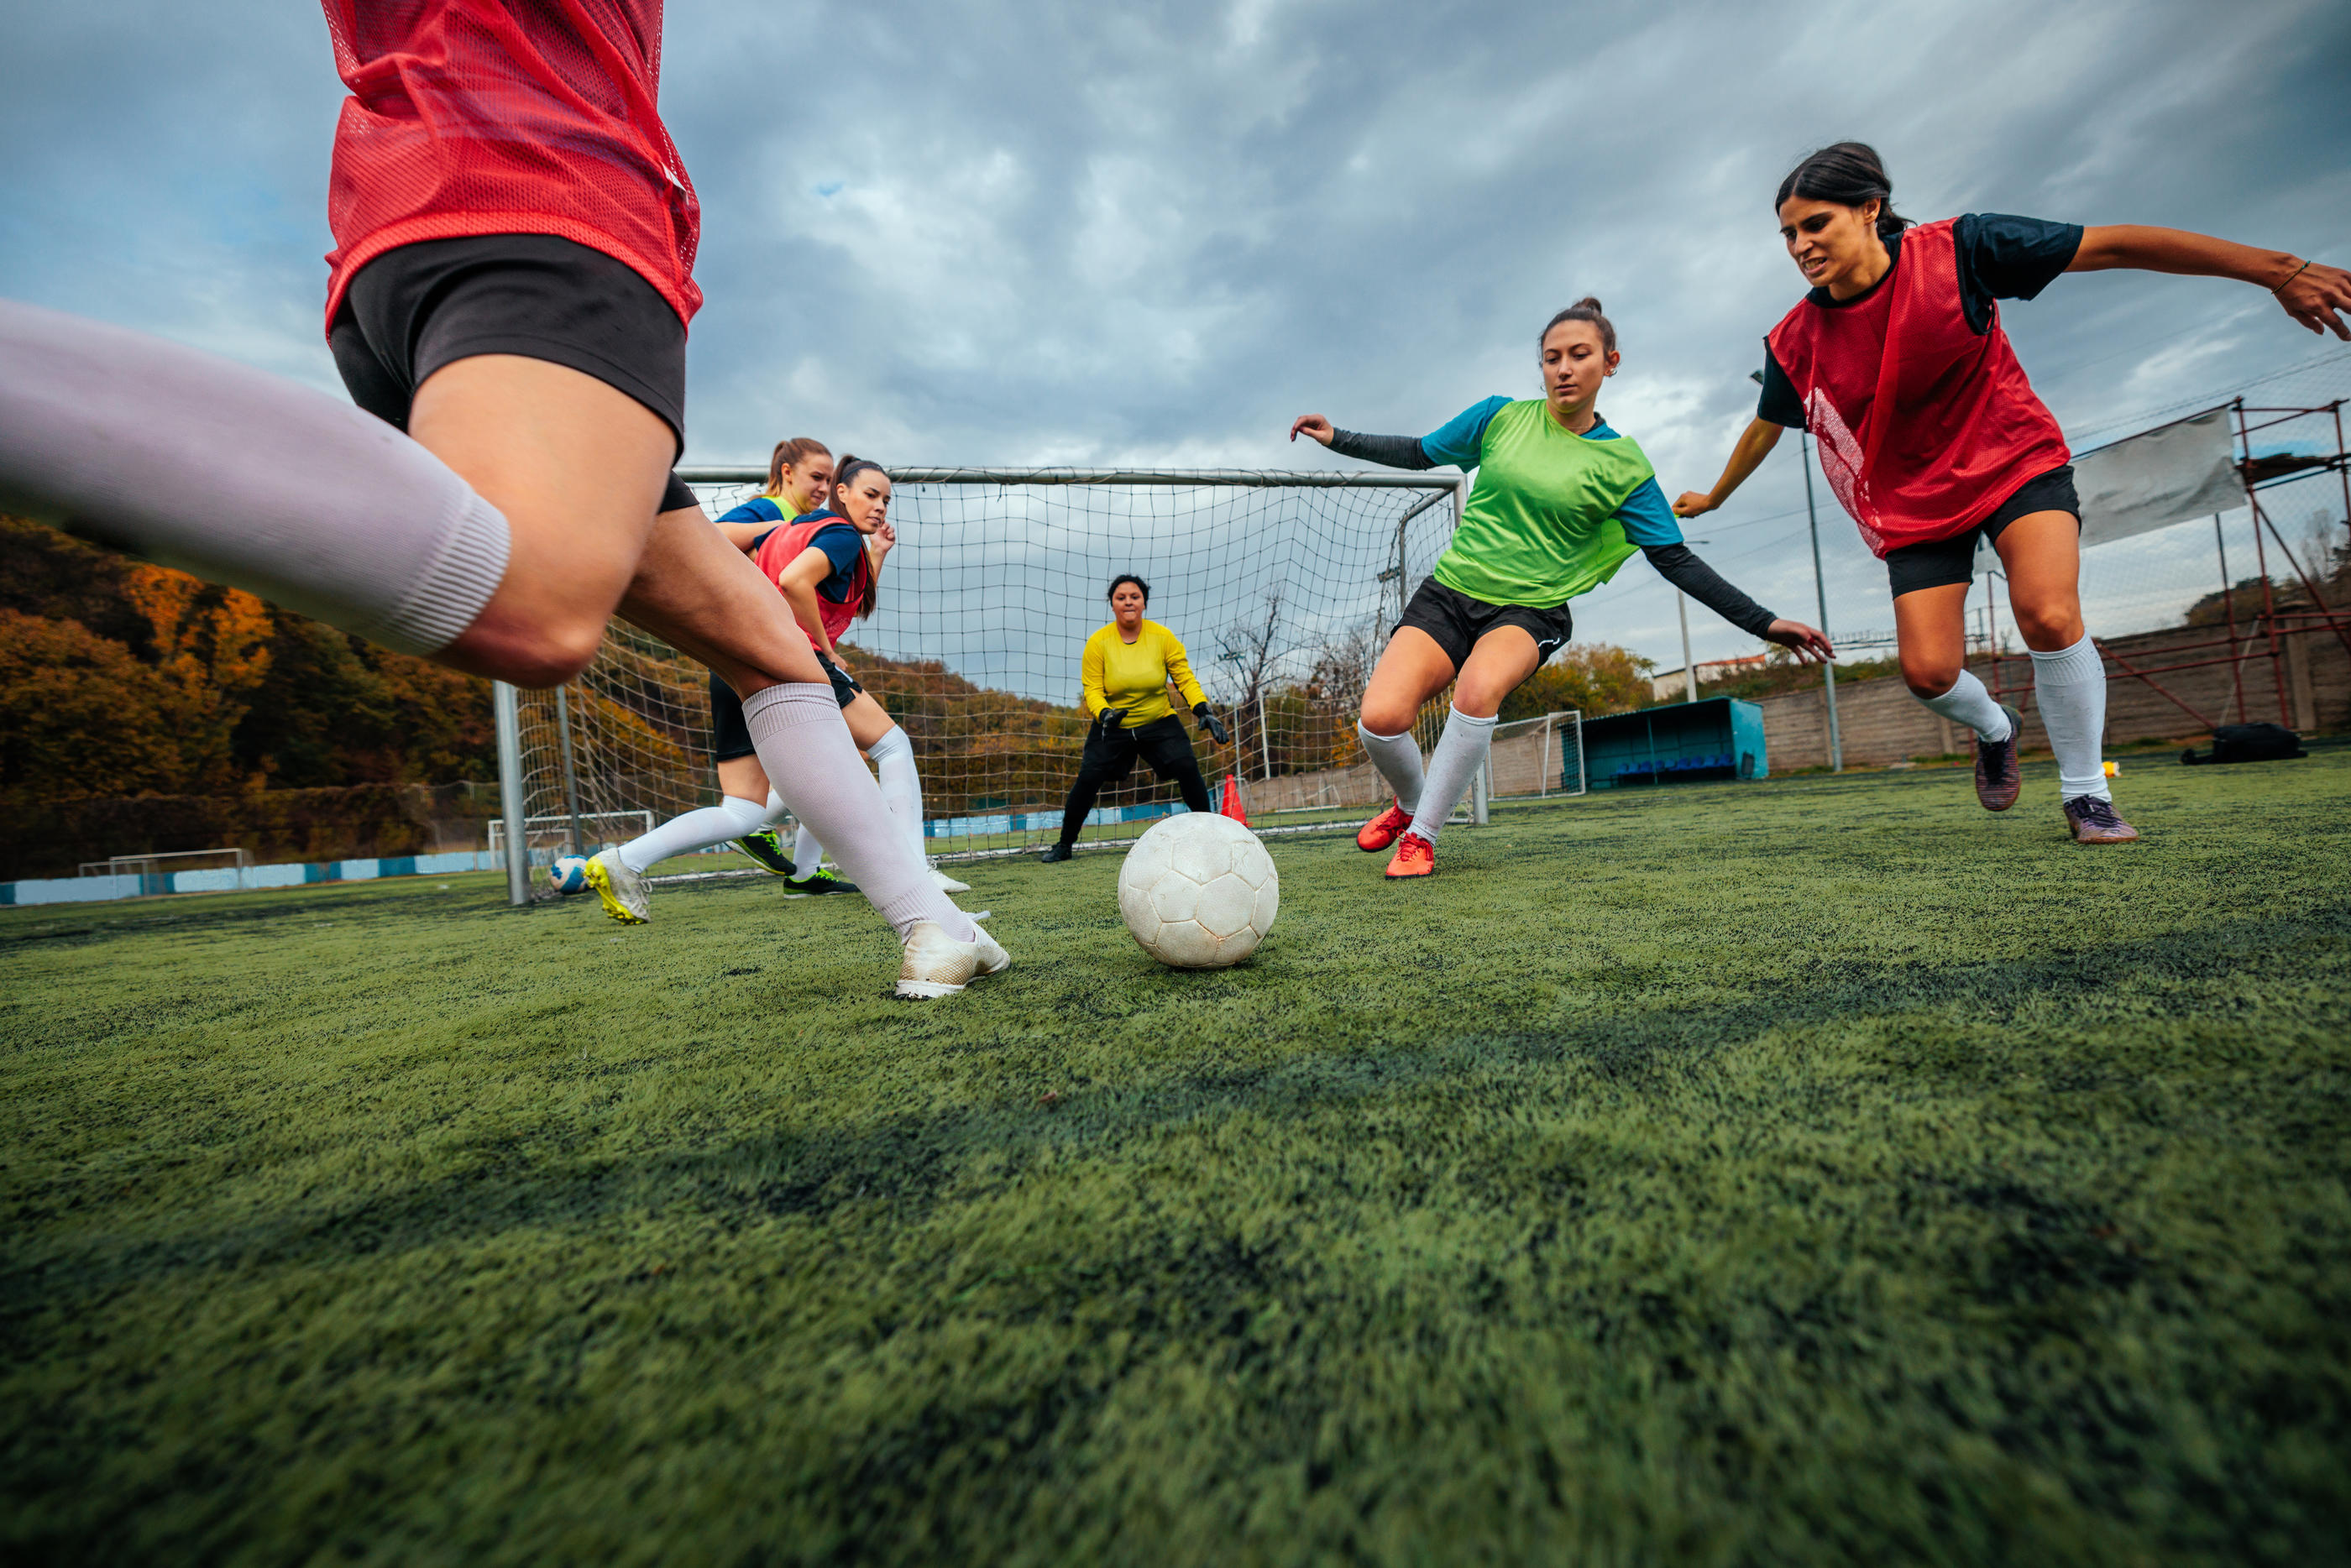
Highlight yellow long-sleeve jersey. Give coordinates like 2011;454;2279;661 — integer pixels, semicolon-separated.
1080;619;1207;728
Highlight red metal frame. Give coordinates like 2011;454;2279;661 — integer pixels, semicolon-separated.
1981;399;2348;733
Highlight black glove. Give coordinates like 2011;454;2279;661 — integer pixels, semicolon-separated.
1195;703;1232;746
1092;706;1128;740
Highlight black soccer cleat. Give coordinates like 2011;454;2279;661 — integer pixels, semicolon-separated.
734;828;795;877
1037;843;1075;864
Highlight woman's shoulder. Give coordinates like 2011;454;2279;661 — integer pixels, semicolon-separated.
718;494;790;524
1142;617;1186;645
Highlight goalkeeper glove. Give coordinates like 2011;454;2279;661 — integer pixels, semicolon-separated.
1195;703;1231;745
1092;706;1128;740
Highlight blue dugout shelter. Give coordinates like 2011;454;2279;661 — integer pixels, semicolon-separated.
1580;697;1767;789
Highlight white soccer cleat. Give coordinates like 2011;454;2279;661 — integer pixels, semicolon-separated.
930;866;972;894
894;920;1010;1000
583;847;650;925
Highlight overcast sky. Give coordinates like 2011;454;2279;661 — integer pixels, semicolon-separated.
5;0;2348;677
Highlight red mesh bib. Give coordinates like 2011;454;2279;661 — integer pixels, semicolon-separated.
755;519;869;651
320;0;701;334
1765;219;2068;557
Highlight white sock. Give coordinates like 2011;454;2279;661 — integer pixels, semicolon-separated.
2029;633;2111;801
793;823;825;872
618;794;771;874
762;790;788;824
1405;708;1495;844
742;683;976;942
1358;721;1425;814
0;299;509;655
1914;668;2012;743
867;724;930;866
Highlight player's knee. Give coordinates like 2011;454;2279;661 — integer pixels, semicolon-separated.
1902;653;1961;698
1359;701;1414;737
2010;598;2084;649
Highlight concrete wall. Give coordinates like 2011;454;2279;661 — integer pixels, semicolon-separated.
1757;620;2351;771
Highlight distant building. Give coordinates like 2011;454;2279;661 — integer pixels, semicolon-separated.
1649;653;1767;700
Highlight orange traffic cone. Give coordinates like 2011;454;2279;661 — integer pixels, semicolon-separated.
1219;773;1250;827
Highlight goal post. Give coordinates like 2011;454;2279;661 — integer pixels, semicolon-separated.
491;468;1582;902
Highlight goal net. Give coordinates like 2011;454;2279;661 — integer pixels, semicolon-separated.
510;468;1584;868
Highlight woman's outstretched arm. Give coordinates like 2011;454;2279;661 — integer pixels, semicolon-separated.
1288;414;1433;470
2071;227;2351;339
1642;542;1832;663
1673;417;1783;519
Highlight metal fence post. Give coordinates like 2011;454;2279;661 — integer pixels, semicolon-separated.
494;680;530;907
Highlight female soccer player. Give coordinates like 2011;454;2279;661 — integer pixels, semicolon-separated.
581;436;836;895
1675;142;2351;844
0;2;1003;998
1037;576;1233;863
1292;299;1831;879
588;457;968;918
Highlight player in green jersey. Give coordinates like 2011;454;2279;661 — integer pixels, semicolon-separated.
1291;298;1832;879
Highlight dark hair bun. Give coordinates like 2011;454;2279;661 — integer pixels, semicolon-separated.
1573;295;1603;313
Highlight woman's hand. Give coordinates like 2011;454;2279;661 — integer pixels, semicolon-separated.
869;519;898;565
1763;618;1835;664
1288;415;1335;445
1672;490;1719;520
2277;259;2351;340
1194;703;1232;746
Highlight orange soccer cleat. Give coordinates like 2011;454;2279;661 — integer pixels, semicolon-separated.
1385;833;1435;879
1357;802;1413;853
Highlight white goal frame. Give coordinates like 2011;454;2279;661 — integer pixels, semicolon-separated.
490;467;1511;904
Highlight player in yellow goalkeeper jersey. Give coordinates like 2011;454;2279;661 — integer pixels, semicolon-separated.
1038;574;1233;863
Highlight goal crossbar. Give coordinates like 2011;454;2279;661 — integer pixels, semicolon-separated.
677;466;1462;491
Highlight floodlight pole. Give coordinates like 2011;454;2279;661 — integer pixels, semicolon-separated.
493;680;530;907
1800;431;1843;771
1677;591;1697;703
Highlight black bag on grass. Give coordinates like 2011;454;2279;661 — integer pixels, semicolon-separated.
2180;724;2307;766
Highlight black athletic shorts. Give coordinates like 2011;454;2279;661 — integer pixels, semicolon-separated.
1883;465;2081;598
706;659;861;761
328;233;697;515
1079;713;1202;787
1395;576;1573;670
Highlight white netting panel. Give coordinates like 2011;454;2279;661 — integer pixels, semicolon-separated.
514;474;1474;863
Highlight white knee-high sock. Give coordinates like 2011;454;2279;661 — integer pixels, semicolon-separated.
867;724;929;865
762;790;788;825
1405;708;1496;844
2029;633;2111;801
1915;668;2012;742
618;794;771;873
1359;721;1425;813
793;822;825;870
742;684;975;941
0;299;509;656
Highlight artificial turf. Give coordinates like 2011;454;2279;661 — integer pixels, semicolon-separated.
3;752;2348;1566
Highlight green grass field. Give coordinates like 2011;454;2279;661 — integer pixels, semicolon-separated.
6;754;2348;1565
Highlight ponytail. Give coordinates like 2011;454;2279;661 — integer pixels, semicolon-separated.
1775;142;1912;239
830;455;888;619
1540;295;1616;354
763;436;831;497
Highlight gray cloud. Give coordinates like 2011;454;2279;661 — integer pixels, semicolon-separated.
5;0;2347;675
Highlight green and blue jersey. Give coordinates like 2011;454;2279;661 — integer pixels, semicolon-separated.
1420;397;1679;609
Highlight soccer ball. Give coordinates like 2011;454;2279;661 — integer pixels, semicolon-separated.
548;854;590;896
1117;812;1279;969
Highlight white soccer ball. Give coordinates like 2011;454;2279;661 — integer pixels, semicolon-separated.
1117;812;1280;970
548;854;590;896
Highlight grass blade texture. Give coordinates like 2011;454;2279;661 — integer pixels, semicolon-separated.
3;753;2348;1565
